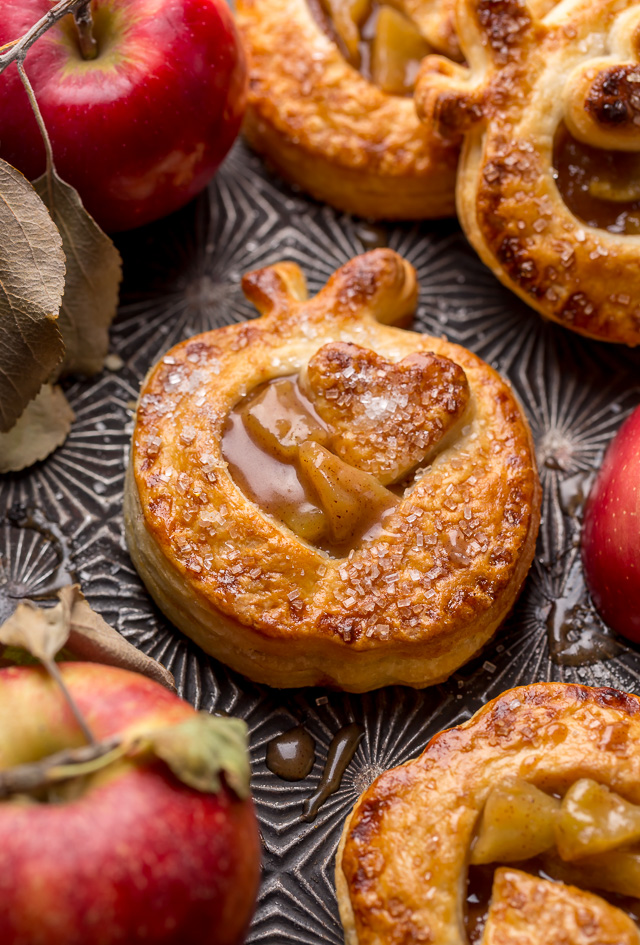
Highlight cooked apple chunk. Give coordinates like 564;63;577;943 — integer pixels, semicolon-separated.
543;849;640;900
370;6;430;95
470;778;559;865
242;379;328;461
556;779;640;861
320;0;372;63
298;441;396;544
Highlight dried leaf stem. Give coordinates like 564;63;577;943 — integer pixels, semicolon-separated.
43;658;96;745
0;0;87;76
16;60;55;205
0;736;121;799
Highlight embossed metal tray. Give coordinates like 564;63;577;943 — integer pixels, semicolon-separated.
3;141;640;943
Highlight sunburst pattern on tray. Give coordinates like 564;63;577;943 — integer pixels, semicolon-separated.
2;140;640;943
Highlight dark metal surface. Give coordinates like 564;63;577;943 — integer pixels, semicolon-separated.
2;141;640;943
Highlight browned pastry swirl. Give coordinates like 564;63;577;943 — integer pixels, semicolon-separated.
125;249;540;691
415;0;640;345
337;683;640;943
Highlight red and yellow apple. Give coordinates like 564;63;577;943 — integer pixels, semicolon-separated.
0;0;247;231
582;405;640;642
0;663;260;944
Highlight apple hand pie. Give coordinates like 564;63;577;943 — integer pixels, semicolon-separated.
337;683;640;943
235;0;461;219
125;249;540;691
415;0;640;345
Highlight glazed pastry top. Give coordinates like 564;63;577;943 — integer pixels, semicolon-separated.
338;683;640;943
238;0;457;177
415;0;640;344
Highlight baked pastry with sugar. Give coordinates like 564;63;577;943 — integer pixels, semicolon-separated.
235;0;461;219
125;249;540;691
337;683;640;943
415;0;640;345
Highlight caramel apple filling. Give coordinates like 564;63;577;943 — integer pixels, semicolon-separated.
554;123;640;234
466;777;640;941
222;343;470;556
470;776;640;897
222;376;399;555
312;0;431;95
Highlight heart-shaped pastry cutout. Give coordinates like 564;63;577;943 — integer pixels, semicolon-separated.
302;342;470;485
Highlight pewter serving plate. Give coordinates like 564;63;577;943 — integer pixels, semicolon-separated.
3;141;640;943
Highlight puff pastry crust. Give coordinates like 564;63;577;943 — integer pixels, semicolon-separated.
483;868;640;945
125;249;540;691
236;0;460;219
415;0;640;345
337;683;640;943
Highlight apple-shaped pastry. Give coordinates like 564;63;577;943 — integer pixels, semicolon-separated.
0;663;260;944
126;249;541;691
582;405;640;641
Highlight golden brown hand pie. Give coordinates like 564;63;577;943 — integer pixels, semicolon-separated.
125;249;540;691
235;0;461;219
414;0;640;346
337;683;640;944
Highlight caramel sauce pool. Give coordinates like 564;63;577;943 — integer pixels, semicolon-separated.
554;124;640;234
266;726;316;781
222;376;396;557
302;723;364;821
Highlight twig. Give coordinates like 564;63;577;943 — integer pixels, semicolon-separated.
44;658;97;745
0;736;122;798
0;0;86;76
17;60;55;206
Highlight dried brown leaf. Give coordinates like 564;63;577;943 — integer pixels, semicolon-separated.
0;384;74;473
0;587;176;693
130;714;251;799
0;160;65;432
0;594;72;662
34;169;122;377
0;716;252;802
64;586;176;692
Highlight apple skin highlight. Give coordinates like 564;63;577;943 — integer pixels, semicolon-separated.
0;663;261;945
582;405;640;643
0;0;248;231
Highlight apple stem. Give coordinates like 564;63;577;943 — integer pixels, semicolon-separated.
17;59;55;205
44;658;97;745
0;0;87;76
74;1;98;61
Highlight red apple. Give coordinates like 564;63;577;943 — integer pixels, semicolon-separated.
0;663;260;944
0;0;247;231
582;405;640;642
